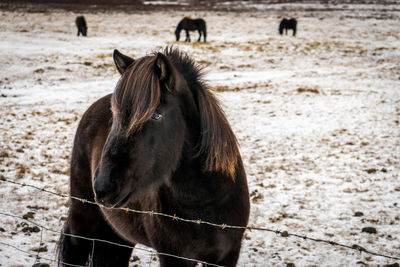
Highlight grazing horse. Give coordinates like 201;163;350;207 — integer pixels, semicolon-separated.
75;16;87;36
279;18;297;36
57;47;250;267
175;17;207;42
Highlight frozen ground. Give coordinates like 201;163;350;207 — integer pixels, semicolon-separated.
0;3;399;267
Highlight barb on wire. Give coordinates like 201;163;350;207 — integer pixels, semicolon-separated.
0;211;225;267
1;177;400;261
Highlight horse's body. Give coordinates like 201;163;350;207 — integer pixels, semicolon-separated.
75;16;87;36
279;18;297;36
58;48;249;267
175;17;207;42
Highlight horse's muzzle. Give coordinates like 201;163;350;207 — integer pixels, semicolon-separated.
94;174;118;207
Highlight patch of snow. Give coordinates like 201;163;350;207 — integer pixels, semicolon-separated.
0;5;399;266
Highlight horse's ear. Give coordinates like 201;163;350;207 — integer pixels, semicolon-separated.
155;52;182;93
113;49;135;75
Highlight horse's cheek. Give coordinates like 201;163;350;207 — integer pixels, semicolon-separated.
171;124;185;157
164;116;185;159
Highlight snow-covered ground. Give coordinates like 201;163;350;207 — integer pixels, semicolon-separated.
0;3;399;266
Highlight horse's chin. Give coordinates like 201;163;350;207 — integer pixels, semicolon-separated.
96;191;133;209
111;191;133;209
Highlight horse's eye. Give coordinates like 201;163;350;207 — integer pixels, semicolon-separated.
151;112;162;120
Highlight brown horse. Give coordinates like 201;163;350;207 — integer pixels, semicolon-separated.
175;17;207;42
58;48;250;267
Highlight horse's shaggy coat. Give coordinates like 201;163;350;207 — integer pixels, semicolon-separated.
58;48;249;267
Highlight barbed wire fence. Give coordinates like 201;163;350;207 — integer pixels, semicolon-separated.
0;211;224;267
0;176;399;267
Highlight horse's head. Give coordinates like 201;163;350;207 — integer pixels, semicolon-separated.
279;18;287;35
175;28;180;41
94;49;194;208
94;48;240;208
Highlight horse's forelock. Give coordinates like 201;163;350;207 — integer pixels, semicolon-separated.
112;56;161;135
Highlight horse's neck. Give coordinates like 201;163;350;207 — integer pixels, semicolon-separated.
166;154;235;208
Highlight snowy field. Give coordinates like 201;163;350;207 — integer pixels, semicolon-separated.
0;3;399;266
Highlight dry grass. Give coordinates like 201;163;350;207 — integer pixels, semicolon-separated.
297;87;320;94
214;82;270;92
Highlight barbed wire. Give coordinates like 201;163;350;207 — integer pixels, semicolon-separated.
0;211;224;267
1;177;399;262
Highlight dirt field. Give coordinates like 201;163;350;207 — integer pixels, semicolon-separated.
0;2;399;266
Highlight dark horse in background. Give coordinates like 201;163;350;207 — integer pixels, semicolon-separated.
58;47;250;266
279;18;297;36
175;17;207;42
75;16;87;36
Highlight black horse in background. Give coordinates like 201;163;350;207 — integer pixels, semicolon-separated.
57;47;250;267
75;16;87;36
175;17;207;42
279;18;297;36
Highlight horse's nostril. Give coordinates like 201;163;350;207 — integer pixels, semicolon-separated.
94;181;108;201
95;189;109;206
94;175;116;206
95;186;106;199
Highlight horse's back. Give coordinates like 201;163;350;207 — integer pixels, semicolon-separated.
181;17;206;30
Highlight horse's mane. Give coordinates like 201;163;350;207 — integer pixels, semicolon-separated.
112;48;240;179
